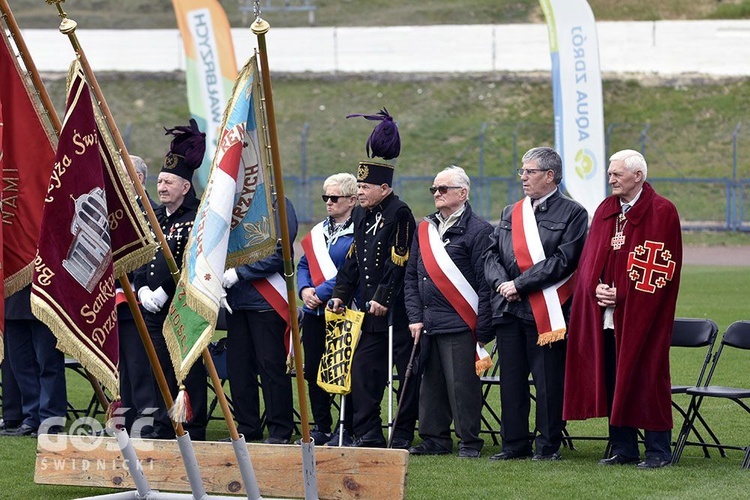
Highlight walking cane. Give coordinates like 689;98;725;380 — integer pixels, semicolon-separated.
387;329;421;448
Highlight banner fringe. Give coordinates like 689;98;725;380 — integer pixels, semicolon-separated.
4;264;33;298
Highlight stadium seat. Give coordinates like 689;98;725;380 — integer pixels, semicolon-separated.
672;320;750;468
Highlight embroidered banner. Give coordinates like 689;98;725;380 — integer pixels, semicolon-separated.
0;28;57;302
164;55;276;383
30;63;119;394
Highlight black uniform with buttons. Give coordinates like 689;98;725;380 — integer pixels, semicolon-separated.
332;192;419;446
133;193;207;440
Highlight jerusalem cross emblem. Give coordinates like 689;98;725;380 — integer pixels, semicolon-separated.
626;240;676;293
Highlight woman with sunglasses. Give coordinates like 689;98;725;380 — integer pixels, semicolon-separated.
297;173;358;446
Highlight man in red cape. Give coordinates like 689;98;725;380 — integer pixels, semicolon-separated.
563;149;682;469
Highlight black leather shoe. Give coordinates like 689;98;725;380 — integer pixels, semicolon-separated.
353;428;386;448
408;440;451;456
637;457;671;469
489;450;531;461
599;454;640;465
532;451;562;461
390;438;412;450
263;436;290;445
458;447;481;459
0;419;21;432
0;423;38;437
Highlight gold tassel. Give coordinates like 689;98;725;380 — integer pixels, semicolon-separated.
346;242;355;259
537;328;567;346
391;247;409;266
169;385;193;423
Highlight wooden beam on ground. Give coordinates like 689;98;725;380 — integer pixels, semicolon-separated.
34;435;408;499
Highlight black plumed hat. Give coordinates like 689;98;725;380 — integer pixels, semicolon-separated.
161;118;206;183
347;107;400;186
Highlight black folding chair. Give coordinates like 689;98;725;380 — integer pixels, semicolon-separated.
672;320;750;468
478;341;502;445
669;317;721;458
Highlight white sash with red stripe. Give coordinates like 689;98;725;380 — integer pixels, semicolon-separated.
419;220;491;374
300;221;337;287
418;220;478;332
511;197;574;345
252;273;292;357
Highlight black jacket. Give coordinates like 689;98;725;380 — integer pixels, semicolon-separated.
483;189;588;324
133;193;199;298
404;203;495;344
332;192;415;332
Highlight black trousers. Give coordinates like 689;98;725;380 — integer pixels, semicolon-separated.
604;329;672;460
496;317;566;456
144;309;208;441
1;340;23;423
417;332;483;452
350;324;419;441
227;309;294;441
118;316;159;435
5;319;67;429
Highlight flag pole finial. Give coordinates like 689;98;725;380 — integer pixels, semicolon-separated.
46;0;77;34
251;17;269;36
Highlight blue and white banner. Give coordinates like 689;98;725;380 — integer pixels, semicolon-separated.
540;0;605;217
164;55;277;382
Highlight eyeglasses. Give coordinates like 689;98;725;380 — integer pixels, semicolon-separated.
429;185;462;195
516;168;550;177
321;194;352;203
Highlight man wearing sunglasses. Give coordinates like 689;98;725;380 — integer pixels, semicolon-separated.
404;166;494;458
484;147;588;461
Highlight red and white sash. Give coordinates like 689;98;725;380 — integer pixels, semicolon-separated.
300;221;337;287
418;220;492;373
419;220;478;331
252;273;292;359
511;197;574;345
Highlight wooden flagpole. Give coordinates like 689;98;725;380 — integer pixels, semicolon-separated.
251;13;319;499
42;0;243;445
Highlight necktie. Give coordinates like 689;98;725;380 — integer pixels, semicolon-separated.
622;203;631;215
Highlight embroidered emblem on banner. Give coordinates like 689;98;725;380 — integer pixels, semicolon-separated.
627;240;676;293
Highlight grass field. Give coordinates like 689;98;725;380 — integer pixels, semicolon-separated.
2;265;750;499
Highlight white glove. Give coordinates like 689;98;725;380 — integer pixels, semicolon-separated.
222;268;239;289
137;286;151;304
151;287;169;310
141;292;160;314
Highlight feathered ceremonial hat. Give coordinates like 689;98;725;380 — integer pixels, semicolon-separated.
161;118;206;183
346;107;400;186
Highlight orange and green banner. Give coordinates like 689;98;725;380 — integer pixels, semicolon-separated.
172;0;238;189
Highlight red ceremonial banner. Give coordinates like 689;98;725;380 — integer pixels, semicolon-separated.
30;63;124;394
0;29;57;298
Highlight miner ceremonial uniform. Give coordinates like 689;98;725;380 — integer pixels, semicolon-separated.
330;107;419;448
133;119;208;440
